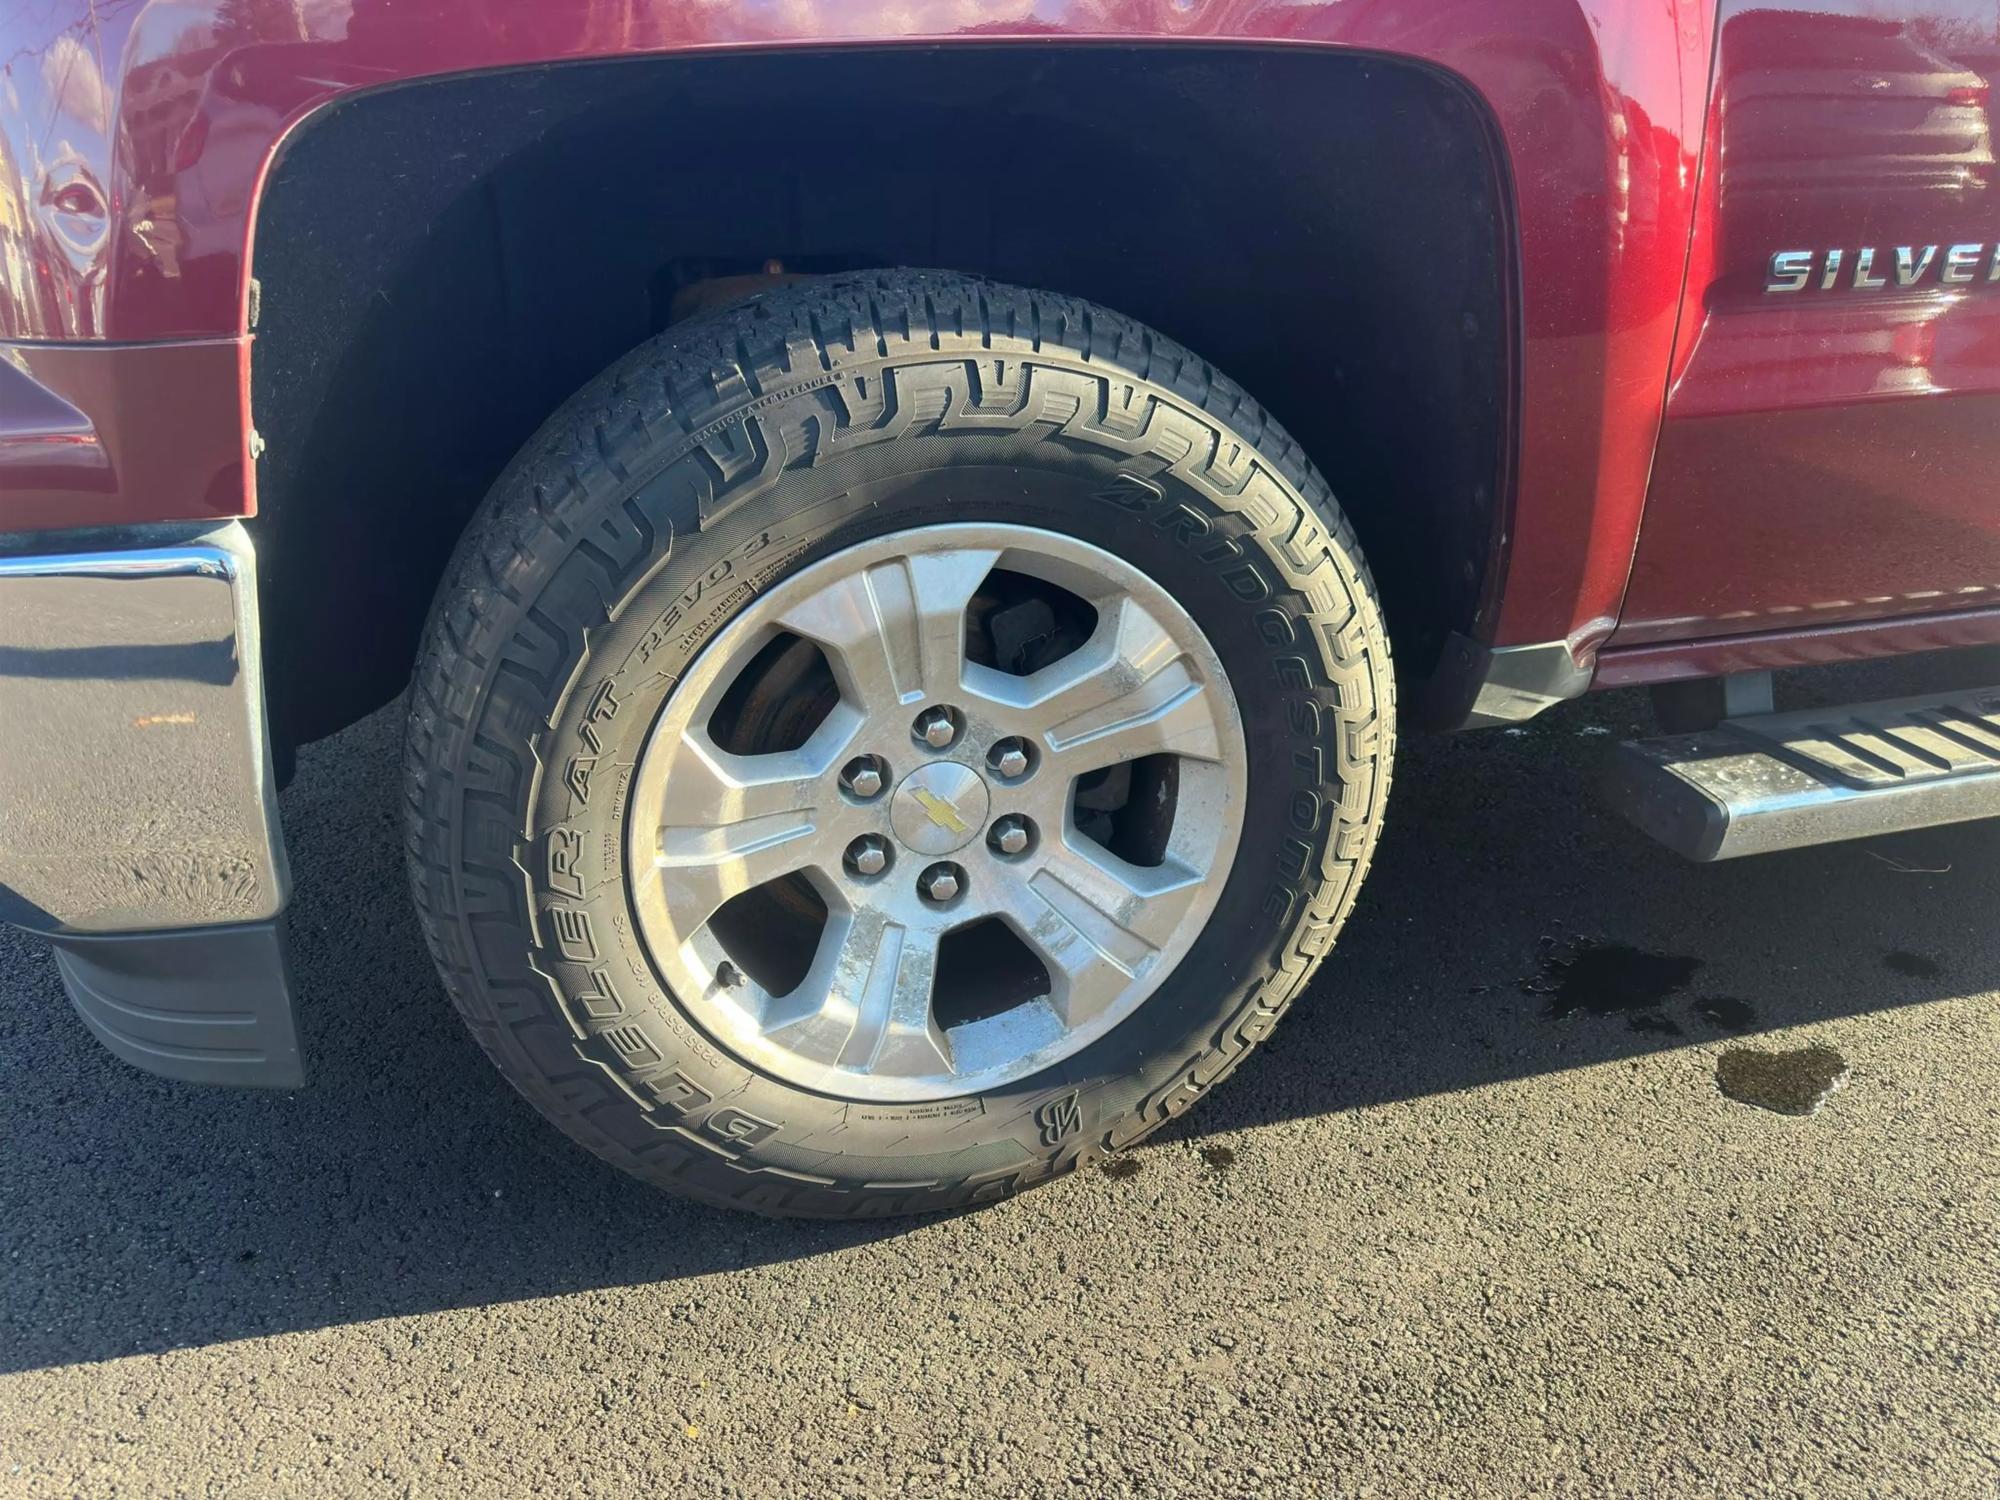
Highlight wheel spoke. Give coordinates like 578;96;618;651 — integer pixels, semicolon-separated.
967;596;1225;772
1002;845;1204;1027
776;547;1000;711
1046;660;1220;773
765;911;951;1078
650;729;828;929
858;921;953;1078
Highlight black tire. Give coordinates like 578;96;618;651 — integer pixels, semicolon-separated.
404;270;1393;1217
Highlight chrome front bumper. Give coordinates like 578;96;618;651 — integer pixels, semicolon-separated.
0;523;301;1086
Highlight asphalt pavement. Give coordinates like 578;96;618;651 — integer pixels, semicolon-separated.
2;661;1997;1496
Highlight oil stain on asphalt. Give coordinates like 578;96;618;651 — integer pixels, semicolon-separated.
1516;936;1766;1036
1883;950;1944;979
1692;995;1757;1031
1520;936;1703;1034
1715;1045;1851;1116
1512;933;1853;1117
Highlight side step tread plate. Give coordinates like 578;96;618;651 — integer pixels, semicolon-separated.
1606;687;2000;861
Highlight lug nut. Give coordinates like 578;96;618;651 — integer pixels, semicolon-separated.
989;815;1033;857
918;862;964;904
841;755;887;800
845;835;890;878
989;737;1033;780
913;706;960;750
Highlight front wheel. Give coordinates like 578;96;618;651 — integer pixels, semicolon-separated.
404;271;1393;1216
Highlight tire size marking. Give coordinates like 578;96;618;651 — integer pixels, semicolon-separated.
849;1100;984;1124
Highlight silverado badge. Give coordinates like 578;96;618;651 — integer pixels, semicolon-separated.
1766;245;2000;293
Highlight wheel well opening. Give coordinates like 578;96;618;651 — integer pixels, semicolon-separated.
247;45;1510;747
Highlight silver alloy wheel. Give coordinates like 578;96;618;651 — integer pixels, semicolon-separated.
625;524;1247;1102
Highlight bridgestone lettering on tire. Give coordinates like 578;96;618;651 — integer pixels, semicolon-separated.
403;271;1395;1217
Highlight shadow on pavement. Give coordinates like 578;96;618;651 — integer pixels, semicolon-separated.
4;667;1996;1373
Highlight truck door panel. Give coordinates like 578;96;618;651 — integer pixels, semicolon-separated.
1616;1;2000;646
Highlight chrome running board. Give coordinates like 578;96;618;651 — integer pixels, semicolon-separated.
1605;688;2000;860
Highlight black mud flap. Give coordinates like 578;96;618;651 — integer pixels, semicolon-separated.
48;920;303;1088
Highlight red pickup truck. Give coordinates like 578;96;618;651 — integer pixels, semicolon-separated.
1;0;1996;1217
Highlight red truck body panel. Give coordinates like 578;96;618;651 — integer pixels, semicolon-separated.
1613;0;2000;655
0;0;1993;680
0;339;248;533
0;0;1707;663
